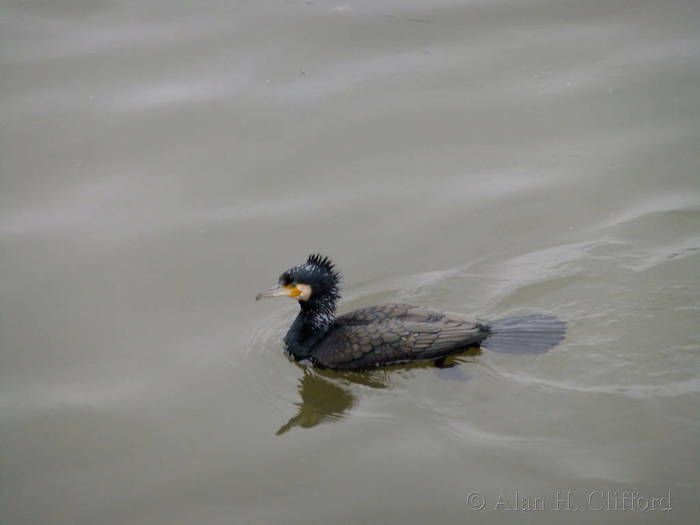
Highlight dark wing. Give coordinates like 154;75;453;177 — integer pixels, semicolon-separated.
312;305;485;370
336;303;451;325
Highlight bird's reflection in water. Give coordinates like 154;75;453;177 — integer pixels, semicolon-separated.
276;348;480;435
275;367;384;435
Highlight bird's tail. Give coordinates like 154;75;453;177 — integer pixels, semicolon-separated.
480;314;566;354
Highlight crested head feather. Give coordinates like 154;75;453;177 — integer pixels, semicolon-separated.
306;253;342;283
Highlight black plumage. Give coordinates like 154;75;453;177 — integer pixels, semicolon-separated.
256;254;565;370
311;304;487;369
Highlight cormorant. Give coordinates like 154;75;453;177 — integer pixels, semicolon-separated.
256;254;566;370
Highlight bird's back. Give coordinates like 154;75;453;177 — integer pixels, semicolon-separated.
309;303;487;370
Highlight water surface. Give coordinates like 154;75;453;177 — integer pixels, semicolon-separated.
2;1;700;524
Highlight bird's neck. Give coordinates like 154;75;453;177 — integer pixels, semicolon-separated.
284;297;337;359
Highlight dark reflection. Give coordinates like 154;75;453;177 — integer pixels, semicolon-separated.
276;369;356;435
276;348;480;435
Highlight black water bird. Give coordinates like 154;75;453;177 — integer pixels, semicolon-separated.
256;254;566;370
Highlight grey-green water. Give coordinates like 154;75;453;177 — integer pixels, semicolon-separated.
2;1;700;524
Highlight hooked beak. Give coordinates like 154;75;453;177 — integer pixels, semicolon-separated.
255;284;301;301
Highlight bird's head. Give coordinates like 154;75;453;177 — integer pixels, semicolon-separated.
256;253;342;305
